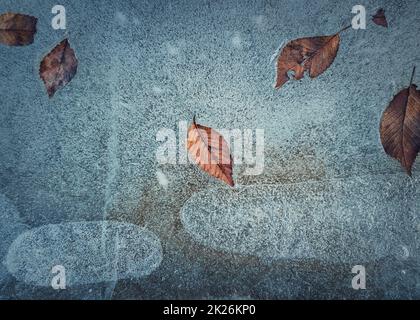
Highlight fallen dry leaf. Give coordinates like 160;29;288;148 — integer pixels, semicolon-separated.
274;26;350;89
0;13;37;46
380;67;420;175
372;8;388;28
39;39;78;97
187;116;234;187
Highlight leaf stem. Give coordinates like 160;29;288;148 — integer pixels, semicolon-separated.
337;24;352;34
410;66;416;86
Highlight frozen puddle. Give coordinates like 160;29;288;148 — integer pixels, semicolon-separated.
6;221;162;286
181;174;418;263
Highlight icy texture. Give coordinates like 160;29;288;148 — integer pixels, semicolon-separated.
2;0;419;225
11;283;112;300
182;174;418;263
6;222;162;286
0;0;419;299
0;194;28;284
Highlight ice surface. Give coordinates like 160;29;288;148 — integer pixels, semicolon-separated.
0;0;419;298
182;174;418;263
0;194;28;285
6;221;162;286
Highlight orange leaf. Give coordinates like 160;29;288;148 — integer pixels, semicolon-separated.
380;67;420;175
187;117;234;187
275;29;345;89
0;13;37;46
39;39;78;98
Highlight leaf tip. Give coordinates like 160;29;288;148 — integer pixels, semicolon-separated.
372;8;388;28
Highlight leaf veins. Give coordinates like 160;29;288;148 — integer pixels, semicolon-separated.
274;26;350;89
187;116;234;187
0;13;37;46
39;39;78;98
380;67;420;175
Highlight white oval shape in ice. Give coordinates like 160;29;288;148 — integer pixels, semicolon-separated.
6;221;162;286
0;194;28;281
181;174;417;263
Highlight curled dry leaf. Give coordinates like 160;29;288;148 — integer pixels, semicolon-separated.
372;8;388;28
40;39;78;97
380;67;420;175
274;26;349;89
0;13;37;46
187;116;234;187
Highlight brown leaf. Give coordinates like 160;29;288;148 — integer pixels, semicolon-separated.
0;13;37;46
275;31;343;89
187;117;234;187
39;39;78;97
372;8;388;28
380;68;420;175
